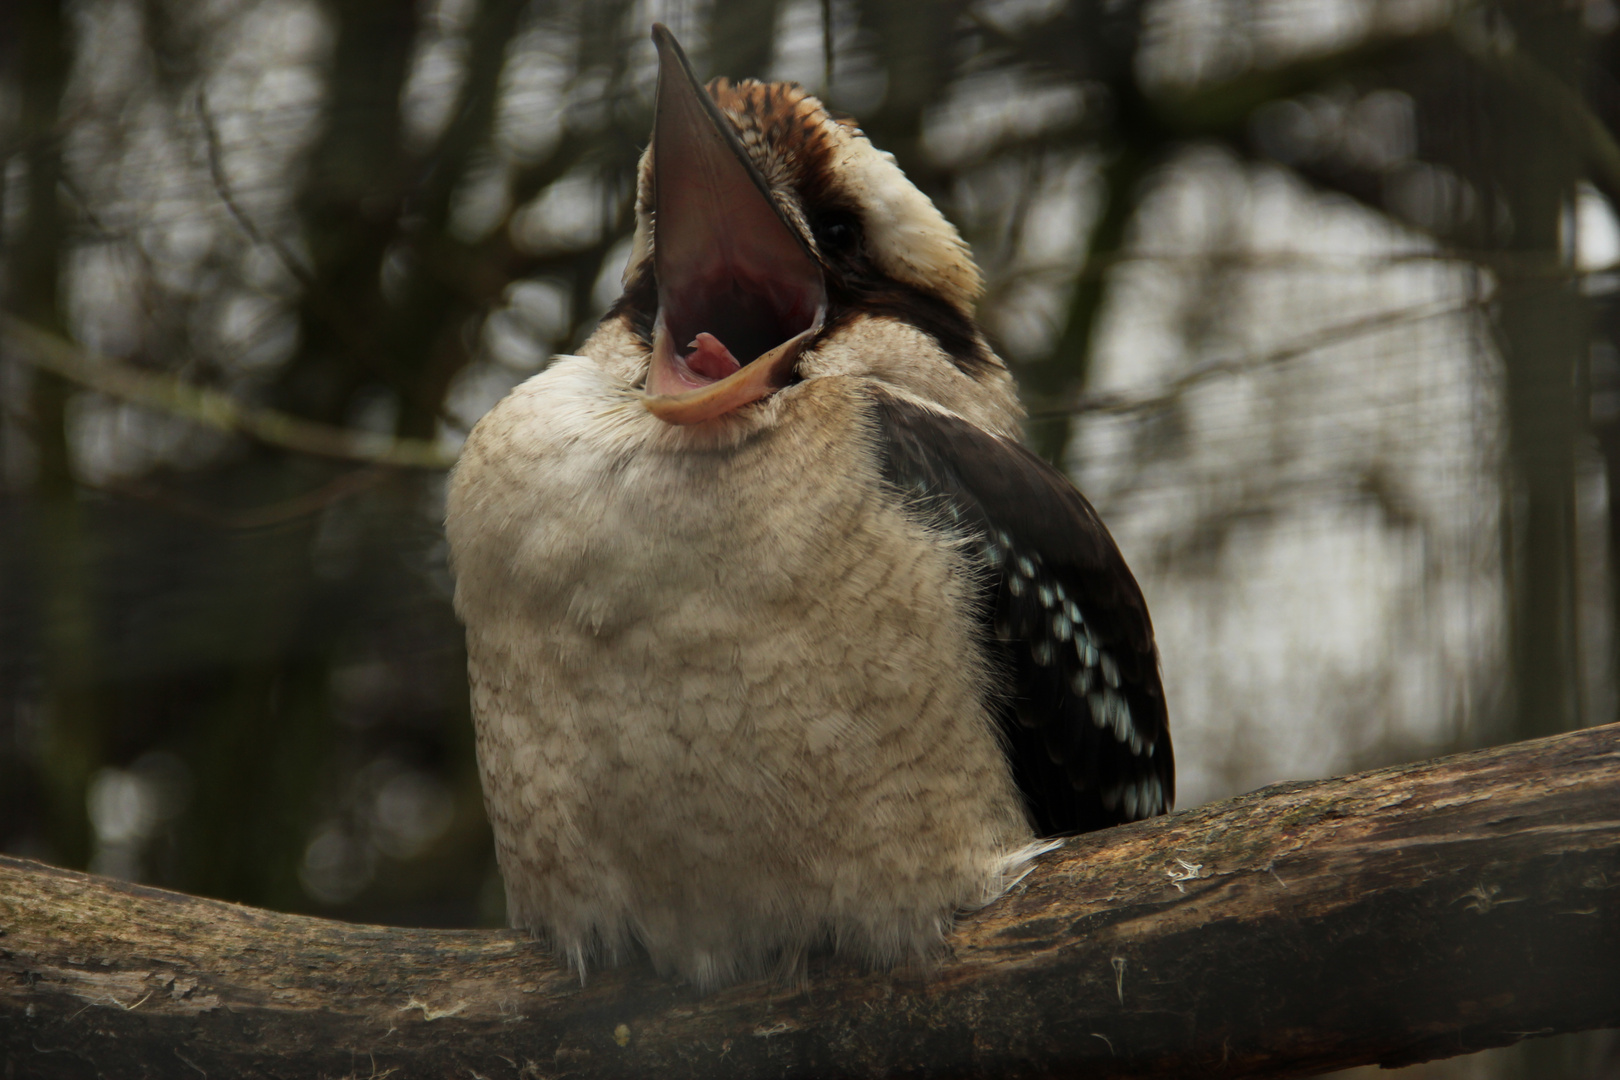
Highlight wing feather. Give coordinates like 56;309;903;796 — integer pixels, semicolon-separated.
869;390;1173;835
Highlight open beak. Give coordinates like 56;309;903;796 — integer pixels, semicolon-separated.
641;24;826;425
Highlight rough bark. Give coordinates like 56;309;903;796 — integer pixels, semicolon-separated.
2;724;1617;1080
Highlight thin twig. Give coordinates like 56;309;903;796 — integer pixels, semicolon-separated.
196;87;317;286
1029;296;1483;419
102;466;392;530
195;89;466;433
822;0;835;94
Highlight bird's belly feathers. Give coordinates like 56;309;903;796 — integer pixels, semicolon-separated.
448;363;1034;987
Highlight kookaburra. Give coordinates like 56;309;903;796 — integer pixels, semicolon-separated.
446;25;1172;989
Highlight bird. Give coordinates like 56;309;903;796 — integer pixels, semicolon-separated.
445;25;1172;990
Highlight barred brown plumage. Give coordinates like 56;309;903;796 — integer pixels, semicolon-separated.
445;24;1170;989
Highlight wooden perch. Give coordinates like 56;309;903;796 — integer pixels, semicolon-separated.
2;724;1617;1079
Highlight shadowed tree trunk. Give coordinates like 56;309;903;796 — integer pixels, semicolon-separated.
2;0;101;871
1488;2;1588;742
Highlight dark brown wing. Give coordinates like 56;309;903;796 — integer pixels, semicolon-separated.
869;390;1173;835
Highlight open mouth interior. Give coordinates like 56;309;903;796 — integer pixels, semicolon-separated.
642;24;827;420
660;267;824;384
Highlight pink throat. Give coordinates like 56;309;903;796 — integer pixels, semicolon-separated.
684;332;741;381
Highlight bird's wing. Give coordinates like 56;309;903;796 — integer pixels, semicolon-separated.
868;389;1173;835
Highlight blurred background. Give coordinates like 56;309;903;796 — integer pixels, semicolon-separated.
0;0;1615;1074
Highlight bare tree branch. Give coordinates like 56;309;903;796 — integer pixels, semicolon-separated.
195;89;468;435
1;316;455;468
1453;20;1620;207
3;724;1617;1079
1029;295;1484;420
99;466;392;530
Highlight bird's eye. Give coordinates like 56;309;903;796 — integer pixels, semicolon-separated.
814;211;861;256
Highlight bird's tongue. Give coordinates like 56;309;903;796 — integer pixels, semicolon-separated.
685;333;741;381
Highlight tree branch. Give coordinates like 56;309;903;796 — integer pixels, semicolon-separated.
0;316;455;469
1028;294;1484;421
3;724;1617;1079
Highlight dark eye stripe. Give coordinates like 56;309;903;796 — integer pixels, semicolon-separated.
822;287;995;377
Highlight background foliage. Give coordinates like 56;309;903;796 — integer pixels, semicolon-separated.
2;0;1617;1075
